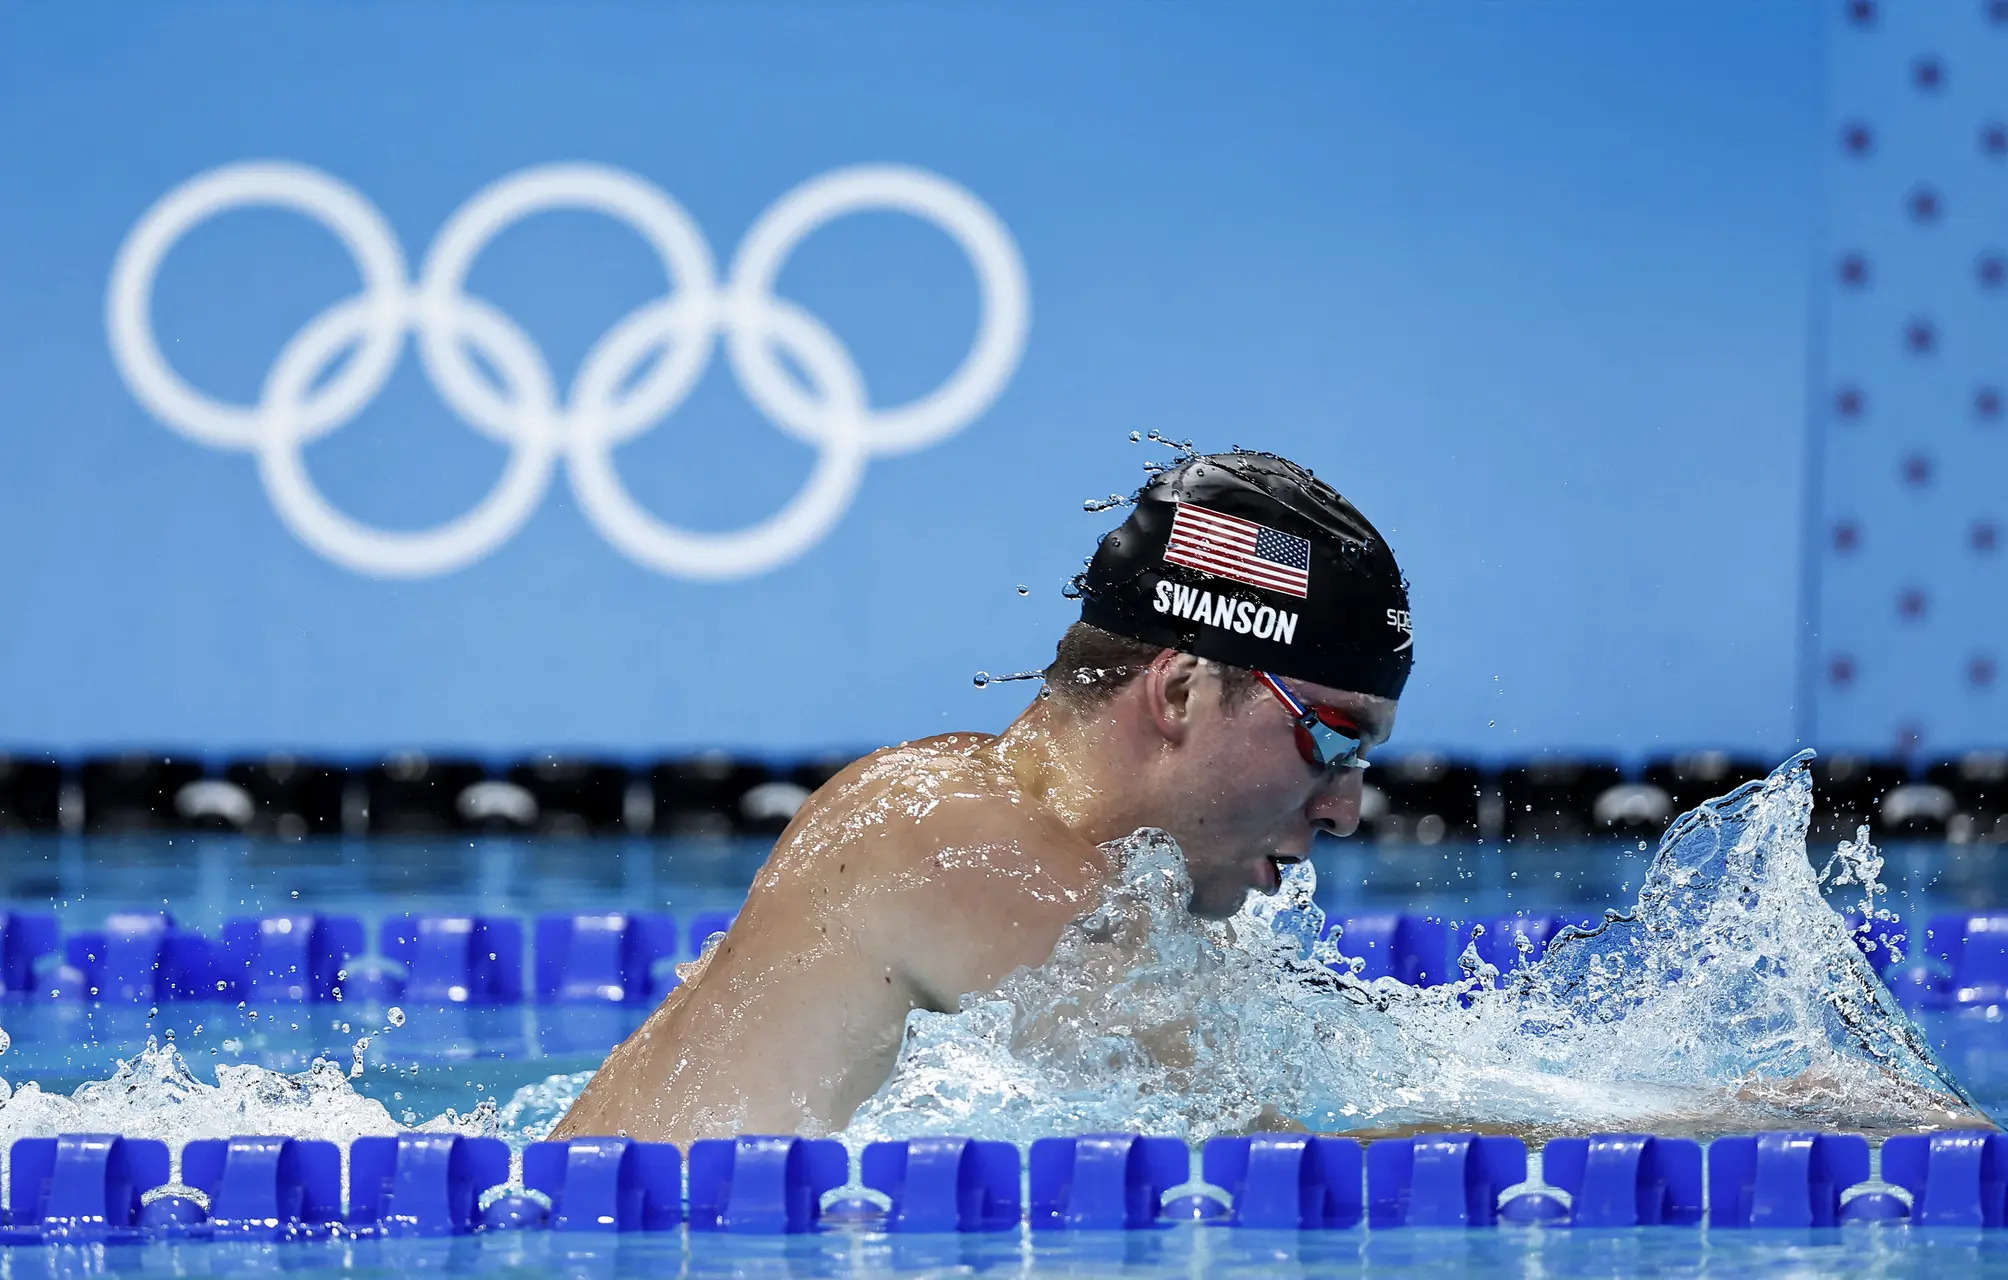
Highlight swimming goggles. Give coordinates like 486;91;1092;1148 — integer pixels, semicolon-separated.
1256;671;1370;772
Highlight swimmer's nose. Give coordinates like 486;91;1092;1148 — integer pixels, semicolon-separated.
1310;767;1364;839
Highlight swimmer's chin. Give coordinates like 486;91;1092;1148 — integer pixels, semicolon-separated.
1188;860;1289;919
1186;885;1252;920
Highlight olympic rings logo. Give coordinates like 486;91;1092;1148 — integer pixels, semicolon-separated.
106;162;1029;579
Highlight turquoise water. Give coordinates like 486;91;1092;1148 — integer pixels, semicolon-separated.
3;827;2007;1127
5;1220;2008;1278
3;791;2007;1277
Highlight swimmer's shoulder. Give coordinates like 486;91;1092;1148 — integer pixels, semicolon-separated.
798;734;1004;808
840;733;997;778
770;734;1018;855
800;736;1084;864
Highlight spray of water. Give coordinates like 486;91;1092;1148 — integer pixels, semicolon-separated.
845;751;1976;1145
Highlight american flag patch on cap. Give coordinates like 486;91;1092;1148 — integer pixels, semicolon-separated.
1162;502;1310;598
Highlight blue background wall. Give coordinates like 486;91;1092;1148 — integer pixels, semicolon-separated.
1809;0;2006;757
4;1;1983;762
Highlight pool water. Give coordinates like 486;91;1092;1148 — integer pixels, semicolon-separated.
4;1218;2008;1278
2;823;2006;1277
3;834;2007;1126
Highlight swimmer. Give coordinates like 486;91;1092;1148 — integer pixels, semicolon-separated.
553;451;1413;1144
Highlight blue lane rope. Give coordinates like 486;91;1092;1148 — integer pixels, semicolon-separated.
0;908;1999;1008
0;1129;1998;1243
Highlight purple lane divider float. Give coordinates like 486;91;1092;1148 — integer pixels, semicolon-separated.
151;1136;345;1238
1028;1133;1188;1230
1462;915;1566;976
59;912;168;1002
347;1133;511;1236
1324;914;1450;985
218;915;364;1003
1880;1129;2007;1226
381;915;524;1004
3;1134;171;1244
1931;914;2008;1007
52;913;217;1003
1201;1134;1364;1228
1706;1131;1870;1227
686;1135;848;1233
23;909;2008;1006
860;1136;1021;1232
533;912;680;1004
516;1137;682;1231
1534;1134;1703;1227
0;911;58;997
1366;1134;1527;1227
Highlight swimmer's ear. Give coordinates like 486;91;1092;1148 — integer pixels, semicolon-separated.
1144;650;1201;744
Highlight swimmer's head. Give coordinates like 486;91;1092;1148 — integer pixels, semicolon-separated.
1046;450;1412;917
1071;450;1413;700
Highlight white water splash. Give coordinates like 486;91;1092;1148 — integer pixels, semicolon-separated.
846;752;1977;1145
0;1038;501;1185
497;1069;596;1144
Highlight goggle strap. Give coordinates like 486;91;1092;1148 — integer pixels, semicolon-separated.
1256;670;1307;716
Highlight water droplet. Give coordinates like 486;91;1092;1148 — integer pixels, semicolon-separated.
386;1006;406;1028
972;672;990;688
1015;585;1029;596
0;1028;10;1056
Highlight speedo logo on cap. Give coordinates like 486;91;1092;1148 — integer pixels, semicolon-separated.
1153;581;1299;644
1386;608;1413;652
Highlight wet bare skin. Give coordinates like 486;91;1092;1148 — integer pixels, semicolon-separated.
552;653;1394;1146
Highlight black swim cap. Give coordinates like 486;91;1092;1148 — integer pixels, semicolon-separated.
1076;451;1413;699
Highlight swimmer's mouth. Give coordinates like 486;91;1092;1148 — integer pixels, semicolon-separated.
1258;853;1303;893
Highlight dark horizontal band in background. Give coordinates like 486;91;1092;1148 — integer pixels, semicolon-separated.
0;749;2001;845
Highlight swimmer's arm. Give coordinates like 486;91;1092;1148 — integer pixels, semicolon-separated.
879;802;1107;1011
